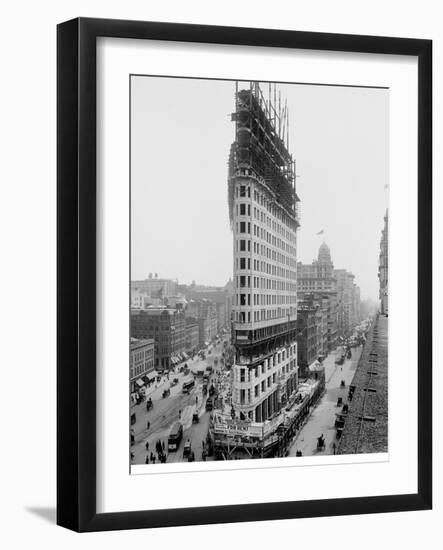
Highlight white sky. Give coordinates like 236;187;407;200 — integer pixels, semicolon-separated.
131;76;388;300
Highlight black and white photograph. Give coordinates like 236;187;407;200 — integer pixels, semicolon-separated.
129;76;389;466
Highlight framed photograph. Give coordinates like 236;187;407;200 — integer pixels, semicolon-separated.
57;17;432;532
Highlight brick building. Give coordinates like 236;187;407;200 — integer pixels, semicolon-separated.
130;307;186;371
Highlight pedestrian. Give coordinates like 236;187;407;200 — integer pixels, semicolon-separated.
178;409;181;419
152;455;156;464
147;420;150;430
196;396;198;405
162;441;165;452
145;454;150;464
332;442;337;455
145;440;149;451
150;452;154;462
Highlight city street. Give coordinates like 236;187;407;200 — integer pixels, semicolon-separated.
288;345;363;457
131;338;228;465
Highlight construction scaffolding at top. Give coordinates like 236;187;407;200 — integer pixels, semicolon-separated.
228;81;300;227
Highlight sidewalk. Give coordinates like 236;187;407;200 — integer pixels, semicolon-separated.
288;346;363;457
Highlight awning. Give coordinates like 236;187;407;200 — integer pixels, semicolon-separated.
135;378;145;387
309;361;324;373
170;357;177;365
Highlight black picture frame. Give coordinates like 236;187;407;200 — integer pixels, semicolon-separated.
57;17;432;532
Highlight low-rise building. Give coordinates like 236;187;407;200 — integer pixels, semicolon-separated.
130;338;155;393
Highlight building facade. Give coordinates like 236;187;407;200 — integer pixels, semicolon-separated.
334;268;361;336
227;82;299;422
185;320;200;353
130;307;186;371
296;302;319;377
185;298;219;346
297;242;338;350
179;283;232;331
130;338;155;393
379;210;388;315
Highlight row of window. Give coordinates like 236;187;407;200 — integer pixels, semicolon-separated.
236;200;297;247
236;293;296;306
236;239;296;268
251;205;296;243
237;356;296;386
236;219;296;251
298;282;333;290
235;307;296;323
236;256;297;275
237;275;297;291
131;349;154;363
130;360;154;377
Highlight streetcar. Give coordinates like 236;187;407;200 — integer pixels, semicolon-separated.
182;379;195;394
167;422;183;451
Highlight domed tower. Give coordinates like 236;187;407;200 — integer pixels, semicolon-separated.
317;242;334;278
318;242;332;264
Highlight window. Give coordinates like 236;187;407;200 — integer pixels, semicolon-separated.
240;258;246;269
240;203;246;215
240;222;246;233
240;389;246;404
240;240;246;251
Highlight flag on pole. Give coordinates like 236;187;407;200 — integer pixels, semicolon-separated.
316;229;324;235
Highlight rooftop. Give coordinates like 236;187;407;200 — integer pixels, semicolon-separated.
130;338;155;350
338;314;388;454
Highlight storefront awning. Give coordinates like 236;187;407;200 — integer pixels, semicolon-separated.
135;378;145;387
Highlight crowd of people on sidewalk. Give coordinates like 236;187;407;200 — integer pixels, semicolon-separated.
145;439;167;464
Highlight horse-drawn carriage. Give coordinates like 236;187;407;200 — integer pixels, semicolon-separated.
317;434;325;451
162;388;170;398
183;439;192;458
